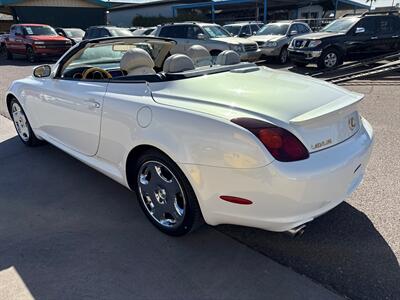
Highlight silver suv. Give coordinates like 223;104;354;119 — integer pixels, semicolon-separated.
248;21;312;64
152;22;261;62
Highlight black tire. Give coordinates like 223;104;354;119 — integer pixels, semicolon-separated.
293;61;307;68
317;48;342;69
133;149;204;236
9;98;43;147
278;46;289;64
26;46;36;63
6;48;13;60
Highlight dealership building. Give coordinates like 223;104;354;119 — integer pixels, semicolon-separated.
0;0;111;29
109;0;369;27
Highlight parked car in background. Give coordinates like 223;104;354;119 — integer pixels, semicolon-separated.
55;28;85;45
248;21;312;64
153;22;261;61
288;11;400;69
83;26;133;40
131;27;156;36
5;24;72;62
223;21;263;37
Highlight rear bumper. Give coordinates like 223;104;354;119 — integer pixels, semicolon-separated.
180;118;374;232
240;49;262;62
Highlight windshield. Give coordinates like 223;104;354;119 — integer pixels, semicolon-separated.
64;29;85;38
23;26;57;36
203;25;230;38
321;18;358;33
108;28;133;37
223;25;241;36
257;24;289;36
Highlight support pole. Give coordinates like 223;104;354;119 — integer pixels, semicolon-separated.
334;0;339;18
211;1;215;23
263;0;267;23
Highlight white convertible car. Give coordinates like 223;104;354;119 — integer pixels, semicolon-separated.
6;37;373;236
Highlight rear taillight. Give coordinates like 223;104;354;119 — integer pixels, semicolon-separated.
232;118;309;162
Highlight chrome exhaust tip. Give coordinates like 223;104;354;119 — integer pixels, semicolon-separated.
285;224;306;237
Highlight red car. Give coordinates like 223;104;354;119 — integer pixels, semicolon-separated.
5;24;72;62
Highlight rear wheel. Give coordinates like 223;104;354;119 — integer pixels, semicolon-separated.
133;150;204;236
26;46;36;63
9;98;43;146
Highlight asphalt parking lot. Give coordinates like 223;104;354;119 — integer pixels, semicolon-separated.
0;56;399;300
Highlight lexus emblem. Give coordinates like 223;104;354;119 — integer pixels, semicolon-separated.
348;117;356;131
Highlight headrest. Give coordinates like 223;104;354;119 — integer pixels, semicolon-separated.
215;50;241;66
186;45;211;67
163;54;195;73
120;48;155;76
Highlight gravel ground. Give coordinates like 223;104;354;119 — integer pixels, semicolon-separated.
0;56;399;299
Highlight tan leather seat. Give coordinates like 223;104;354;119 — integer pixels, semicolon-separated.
186;45;212;67
120;48;156;76
163;54;195;73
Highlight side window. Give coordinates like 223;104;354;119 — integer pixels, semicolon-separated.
159;26;187;38
250;24;260;34
376;17;395;35
17;26;24;36
101;28;110;37
355;18;376;35
187;25;203;39
10;26;15;35
289;24;299;35
297;24;310;34
241;25;251;36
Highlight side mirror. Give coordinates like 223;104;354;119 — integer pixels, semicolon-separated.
290;30;298;36
33;65;52;78
197;33;206;40
355;27;365;34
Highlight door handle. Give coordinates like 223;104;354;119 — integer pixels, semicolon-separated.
392;35;399;38
371;36;378;40
85;99;101;109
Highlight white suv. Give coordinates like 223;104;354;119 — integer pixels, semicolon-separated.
152;22;261;62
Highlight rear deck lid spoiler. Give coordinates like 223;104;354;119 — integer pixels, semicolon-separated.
289;94;364;124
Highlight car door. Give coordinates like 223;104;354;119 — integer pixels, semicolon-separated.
27;45;110;156
30;77;107;156
184;25;205;51
159;25;187;54
345;17;377;57
7;26;16;53
12;26;25;54
374;16;397;53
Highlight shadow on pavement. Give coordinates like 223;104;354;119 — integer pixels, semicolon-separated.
0;136;340;300
218;202;400;300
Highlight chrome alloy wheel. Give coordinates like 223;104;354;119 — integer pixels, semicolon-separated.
11;102;30;142
138;161;186;228
324;52;337;68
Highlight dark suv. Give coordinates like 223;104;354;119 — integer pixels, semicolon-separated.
83;26;133;40
288;11;400;69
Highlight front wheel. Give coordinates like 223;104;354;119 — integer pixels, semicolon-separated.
278;46;289;64
9;99;43;146
26;46;36;63
133;150;204;236
318;48;342;69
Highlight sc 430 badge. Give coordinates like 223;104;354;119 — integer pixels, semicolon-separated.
311;138;333;150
